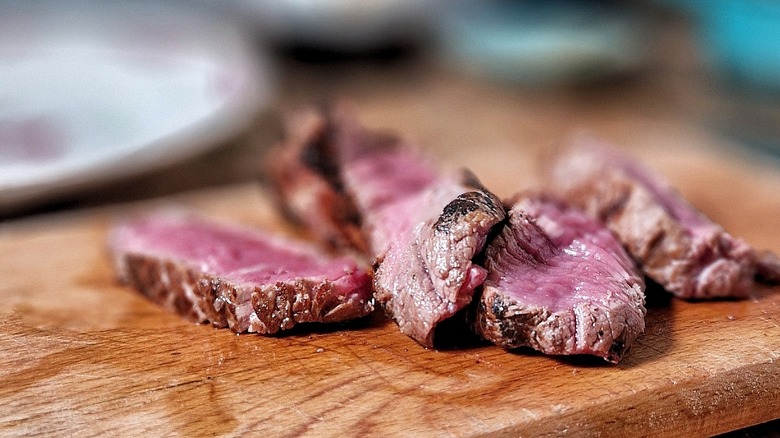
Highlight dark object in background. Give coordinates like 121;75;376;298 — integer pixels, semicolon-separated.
234;0;433;55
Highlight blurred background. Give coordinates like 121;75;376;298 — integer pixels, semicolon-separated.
2;0;780;223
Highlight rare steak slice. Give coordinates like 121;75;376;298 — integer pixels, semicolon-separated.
372;182;506;347
271;104;506;347
110;213;374;334
545;136;780;299
475;194;646;363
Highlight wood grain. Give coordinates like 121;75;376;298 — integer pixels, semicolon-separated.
1;181;778;437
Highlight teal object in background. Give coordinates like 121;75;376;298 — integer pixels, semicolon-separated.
702;1;780;92
437;1;650;86
659;0;780;158
686;0;780;93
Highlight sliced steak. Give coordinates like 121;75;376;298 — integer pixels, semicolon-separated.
474;194;646;363
271;104;506;347
266;108;365;252
544;136;780;299
110;213;374;334
373;183;506;347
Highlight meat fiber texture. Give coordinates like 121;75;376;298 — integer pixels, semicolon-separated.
545;135;780;299
372;185;506;347
269;104;506;348
110;213;374;334
475;194;646;363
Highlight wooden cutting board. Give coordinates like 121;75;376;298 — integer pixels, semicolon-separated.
2;145;780;437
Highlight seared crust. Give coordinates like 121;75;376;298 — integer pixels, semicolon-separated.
272;104;509;348
265;108;366;252
122;254;227;327
473;196;646;363
476;284;645;364
602;179;753;298
118;253;374;334
545;137;760;299
374;187;506;347
434;188;505;232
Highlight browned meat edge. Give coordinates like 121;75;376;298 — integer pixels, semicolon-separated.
265;107;367;252
543;138;775;299
119;253;373;334
373;186;507;347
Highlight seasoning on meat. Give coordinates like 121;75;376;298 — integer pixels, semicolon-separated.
474;193;646;363
110;213;374;333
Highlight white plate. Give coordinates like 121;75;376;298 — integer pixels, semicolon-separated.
0;1;273;211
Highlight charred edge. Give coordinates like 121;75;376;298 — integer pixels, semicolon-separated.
459;169;487;191
484;293;562;351
251;281;308;334
166;263;198;320
198;276;228;328
599;182;632;224
491;296;534;348
223;284;243;332
490;295;506;319
301;109;366;236
300;119;344;192
320;102;401;156
434;189;505;233
608;340;626;362
259;282;291;334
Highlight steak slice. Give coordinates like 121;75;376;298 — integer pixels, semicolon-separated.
266;108;366;252
372;183;506;347
271;104;506;347
474;193;646;363
544;135;780;299
110;213;374;334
